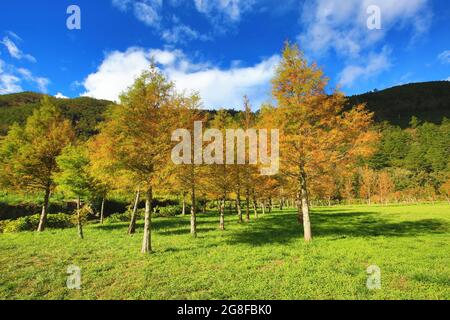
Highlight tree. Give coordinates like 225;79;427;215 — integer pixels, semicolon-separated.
440;179;450;204
0;97;74;231
360;166;377;205
377;171;394;204
203;110;234;230
88;127;134;226
272;43;376;241
169;93;203;237
54;144;97;239
98;65;180;253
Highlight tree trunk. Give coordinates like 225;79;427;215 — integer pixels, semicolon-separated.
253;197;258;219
77;196;84;239
245;190;250;222
141;187;153;253
261;200;266;215
299;167;312;242
128;189;140;235
219;198;225;230
100;196;105;224
268;197;273;213
190;184;197;237
37;186;51;232
182;192;187;216
296;191;303;224
236;189;243;223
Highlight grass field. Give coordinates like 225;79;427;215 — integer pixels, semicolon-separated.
0;204;449;300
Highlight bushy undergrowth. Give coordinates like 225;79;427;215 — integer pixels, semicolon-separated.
155;205;183;217
1;213;74;233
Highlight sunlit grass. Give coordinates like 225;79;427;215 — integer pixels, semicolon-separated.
0;204;449;300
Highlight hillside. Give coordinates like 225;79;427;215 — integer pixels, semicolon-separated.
1;81;449;136
347;81;450;127
0;92;113;137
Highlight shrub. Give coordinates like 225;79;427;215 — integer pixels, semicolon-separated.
0;220;7;233
2;213;74;233
155;205;182;217
103;213;130;224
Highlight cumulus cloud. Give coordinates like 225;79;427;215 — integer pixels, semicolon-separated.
1;36;36;62
338;47;391;87
438;50;450;64
81;47;279;109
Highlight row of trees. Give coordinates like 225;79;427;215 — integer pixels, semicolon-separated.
1;43;446;253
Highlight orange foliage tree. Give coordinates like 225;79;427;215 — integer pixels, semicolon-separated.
272;43;377;241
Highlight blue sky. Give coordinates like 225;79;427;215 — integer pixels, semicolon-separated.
0;0;449;109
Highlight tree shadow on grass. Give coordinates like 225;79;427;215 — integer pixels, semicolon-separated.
157;227;217;236
226;210;449;246
93;214;216;233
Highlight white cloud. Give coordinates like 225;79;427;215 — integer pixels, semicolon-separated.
112;0;131;11
298;0;430;89
338;47;391;87
438;50;450;64
16;68;50;93
194;0;255;22
81;47;279;109
162;22;210;44
55;92;69;99
0;59;49;94
112;0;162;27
1;36;36;63
112;0;255;42
0;59;22;94
298;0;431;58
134;1;162;27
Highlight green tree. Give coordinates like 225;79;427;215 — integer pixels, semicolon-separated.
54;144;97;239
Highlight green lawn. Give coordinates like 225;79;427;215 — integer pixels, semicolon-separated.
0;204;449;300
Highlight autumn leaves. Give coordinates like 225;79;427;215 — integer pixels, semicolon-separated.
0;43;376;252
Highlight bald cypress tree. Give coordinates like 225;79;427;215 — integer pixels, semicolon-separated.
0;97;75;231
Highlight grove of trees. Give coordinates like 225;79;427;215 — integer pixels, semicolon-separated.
0;43;449;252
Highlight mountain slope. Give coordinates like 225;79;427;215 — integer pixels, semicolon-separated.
0;81;449;136
0;92;113;137
347;81;450;127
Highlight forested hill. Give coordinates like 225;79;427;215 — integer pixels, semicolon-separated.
1;81;449;136
347;81;450;127
0;92;113;137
